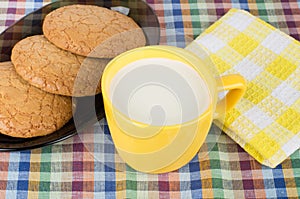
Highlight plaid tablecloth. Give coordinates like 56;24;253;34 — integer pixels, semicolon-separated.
0;0;300;198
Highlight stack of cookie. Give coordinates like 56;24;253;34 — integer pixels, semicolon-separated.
0;5;146;138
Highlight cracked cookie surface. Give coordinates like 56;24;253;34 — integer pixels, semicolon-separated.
11;35;109;97
43;4;146;58
0;61;72;138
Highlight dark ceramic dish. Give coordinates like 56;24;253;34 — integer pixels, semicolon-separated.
0;0;160;151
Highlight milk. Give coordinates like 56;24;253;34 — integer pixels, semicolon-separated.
109;58;211;126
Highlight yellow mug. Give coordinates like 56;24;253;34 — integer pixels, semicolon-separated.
101;46;246;173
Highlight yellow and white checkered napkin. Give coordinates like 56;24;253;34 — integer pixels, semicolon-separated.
186;8;300;168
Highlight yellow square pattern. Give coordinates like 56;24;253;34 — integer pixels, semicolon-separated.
210;54;232;73
277;109;300;134
266;57;297;80
246;132;281;160
228;33;259;56
225;108;241;125
216;46;244;66
187;8;300;168
264;123;295;145
243;82;270;104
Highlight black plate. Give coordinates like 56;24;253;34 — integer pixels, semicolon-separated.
0;0;160;151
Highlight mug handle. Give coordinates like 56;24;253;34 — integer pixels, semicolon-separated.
214;74;246;119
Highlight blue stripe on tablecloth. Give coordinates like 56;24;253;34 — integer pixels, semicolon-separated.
171;0;185;47
6;152;20;199
231;0;249;11
16;151;30;199
163;0;186;47
189;157;202;199
272;165;287;198
262;165;277;198
179;165;192;198
25;0;45;14
104;124;116;198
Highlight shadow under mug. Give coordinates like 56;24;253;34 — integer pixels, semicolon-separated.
101;46;246;173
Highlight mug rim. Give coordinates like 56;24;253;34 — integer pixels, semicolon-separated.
101;45;217;128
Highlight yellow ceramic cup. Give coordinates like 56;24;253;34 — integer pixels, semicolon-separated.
101;46;246;173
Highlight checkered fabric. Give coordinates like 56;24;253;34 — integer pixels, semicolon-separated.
0;0;300;199
0;0;50;33
186;8;300;168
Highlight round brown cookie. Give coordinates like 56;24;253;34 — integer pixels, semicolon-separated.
42;4;146;58
0;61;72;138
11;35;109;97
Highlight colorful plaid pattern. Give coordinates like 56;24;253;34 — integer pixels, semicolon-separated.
0;0;51;33
186;8;300;168
0;0;300;198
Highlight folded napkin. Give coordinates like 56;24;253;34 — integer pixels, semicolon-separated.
186;8;300;168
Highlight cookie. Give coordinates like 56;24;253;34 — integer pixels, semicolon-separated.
43;4;146;58
11;35;109;97
0;61;72;138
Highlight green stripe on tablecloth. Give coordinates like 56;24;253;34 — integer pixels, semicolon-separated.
209;144;225;198
50;144;63;196
188;0;202;38
38;146;52;198
291;151;300;196
255;0;269;22
126;166;137;198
